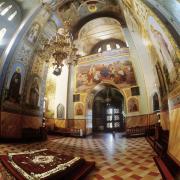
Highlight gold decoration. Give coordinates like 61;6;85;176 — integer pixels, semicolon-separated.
37;20;80;76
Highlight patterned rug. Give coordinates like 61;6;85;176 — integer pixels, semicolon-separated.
0;149;95;180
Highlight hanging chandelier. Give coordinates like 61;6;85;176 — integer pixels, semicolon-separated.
38;20;80;76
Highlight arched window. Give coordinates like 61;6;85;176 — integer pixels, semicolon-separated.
0;5;12;16
98;47;102;53
0;28;7;42
106;44;111;51
8;10;17;21
116;44;120;49
57;104;65;119
0;2;5;7
0;0;22;54
91;39;127;54
153;93;160;111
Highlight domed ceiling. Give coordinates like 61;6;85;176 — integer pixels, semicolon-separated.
75;17;126;56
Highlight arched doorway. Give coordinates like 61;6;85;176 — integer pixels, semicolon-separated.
153;93;160;112
92;85;124;132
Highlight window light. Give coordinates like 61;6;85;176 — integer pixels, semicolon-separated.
116;44;120;49
1;5;12;16
0;2;5;8
0;28;7;41
106;44;111;51
126;41;129;47
8;10;17;21
98;47;102;53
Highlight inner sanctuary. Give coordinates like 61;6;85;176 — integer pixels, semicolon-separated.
0;0;179;179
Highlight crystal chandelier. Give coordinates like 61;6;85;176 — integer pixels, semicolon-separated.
38;20;80;76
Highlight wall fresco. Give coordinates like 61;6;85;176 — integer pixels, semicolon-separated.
2;63;25;112
26;22;41;45
147;16;177;91
123;0;180;164
76;59;136;92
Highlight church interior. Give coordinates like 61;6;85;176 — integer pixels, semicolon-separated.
0;0;180;179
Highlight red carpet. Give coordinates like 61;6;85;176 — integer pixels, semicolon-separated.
0;149;95;180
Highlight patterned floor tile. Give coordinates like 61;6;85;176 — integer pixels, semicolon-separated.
0;133;162;179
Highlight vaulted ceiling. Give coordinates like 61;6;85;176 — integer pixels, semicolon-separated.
76;17;126;55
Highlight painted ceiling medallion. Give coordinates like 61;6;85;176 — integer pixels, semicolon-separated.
32;155;54;164
87;3;97;12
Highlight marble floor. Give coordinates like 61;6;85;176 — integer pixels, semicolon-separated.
0;133;162;180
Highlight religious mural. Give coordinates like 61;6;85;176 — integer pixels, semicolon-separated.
7;69;21;103
128;97;139;113
123;0;180;164
76;59;136;92
26;75;40;109
155;61;168;99
75;103;84;116
5;63;25;104
147;16;177;91
124;0;180;94
29;77;40;107
44;73;56;118
26;22;41;44
14;43;33;65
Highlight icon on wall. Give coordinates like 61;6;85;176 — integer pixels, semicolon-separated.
75;103;84;116
128;98;139;113
26;22;41;44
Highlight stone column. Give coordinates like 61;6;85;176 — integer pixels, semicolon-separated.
66;63;74;120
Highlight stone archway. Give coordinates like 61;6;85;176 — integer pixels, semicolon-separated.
85;83;125;134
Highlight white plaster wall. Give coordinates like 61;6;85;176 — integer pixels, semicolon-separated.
54;65;68;119
123;27;149;115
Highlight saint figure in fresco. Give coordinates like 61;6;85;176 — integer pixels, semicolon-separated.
7;67;21;103
93;71;101;83
87;65;95;84
100;64;109;78
26;23;40;44
29;78;39;107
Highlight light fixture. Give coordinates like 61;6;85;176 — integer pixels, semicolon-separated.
105;88;111;103
38;20;80;76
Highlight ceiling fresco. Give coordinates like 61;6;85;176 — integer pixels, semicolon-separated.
56;0;123;31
